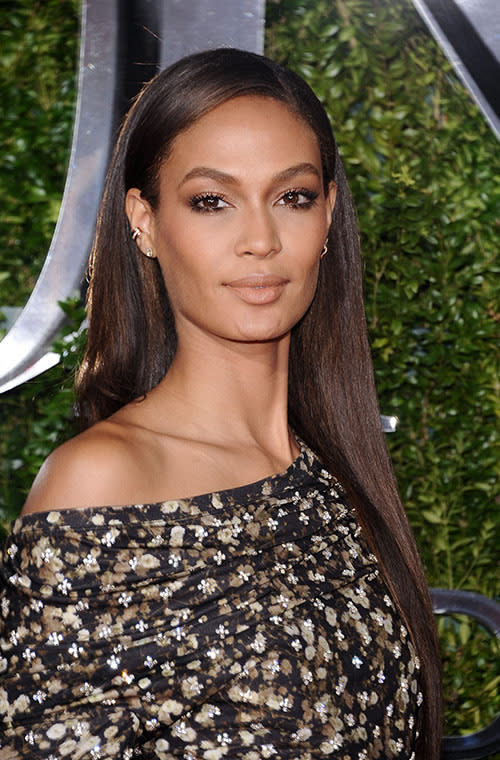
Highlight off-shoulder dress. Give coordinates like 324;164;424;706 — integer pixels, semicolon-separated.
0;440;422;759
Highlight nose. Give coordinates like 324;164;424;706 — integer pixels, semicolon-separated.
235;205;282;258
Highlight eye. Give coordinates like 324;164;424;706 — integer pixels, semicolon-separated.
190;193;230;212
278;188;319;209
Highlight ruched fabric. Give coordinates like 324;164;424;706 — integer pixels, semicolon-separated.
0;442;421;759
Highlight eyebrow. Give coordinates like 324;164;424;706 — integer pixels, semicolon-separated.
178;162;321;188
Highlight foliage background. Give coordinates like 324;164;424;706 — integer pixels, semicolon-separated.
0;0;78;308
0;0;498;748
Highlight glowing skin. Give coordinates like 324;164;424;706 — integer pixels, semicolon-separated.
128;95;336;350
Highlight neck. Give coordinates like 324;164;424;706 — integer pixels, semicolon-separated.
153;328;293;453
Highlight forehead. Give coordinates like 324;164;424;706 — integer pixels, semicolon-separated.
163;95;322;180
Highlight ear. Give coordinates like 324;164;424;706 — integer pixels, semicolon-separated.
325;181;337;230
125;188;155;253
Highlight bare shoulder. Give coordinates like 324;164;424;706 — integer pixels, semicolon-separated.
22;420;145;515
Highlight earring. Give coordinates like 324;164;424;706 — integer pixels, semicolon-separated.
320;241;328;259
131;227;142;241
144;247;154;258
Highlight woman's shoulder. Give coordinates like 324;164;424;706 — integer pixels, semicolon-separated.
22;418;148;515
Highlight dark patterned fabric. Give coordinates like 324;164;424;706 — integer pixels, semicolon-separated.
0;441;422;759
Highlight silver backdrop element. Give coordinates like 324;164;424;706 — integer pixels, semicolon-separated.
0;1;122;393
0;0;265;393
431;588;500;759
157;0;265;68
412;0;500;141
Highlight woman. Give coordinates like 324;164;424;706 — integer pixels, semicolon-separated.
0;48;441;758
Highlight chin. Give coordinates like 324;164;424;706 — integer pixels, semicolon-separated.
232;322;292;343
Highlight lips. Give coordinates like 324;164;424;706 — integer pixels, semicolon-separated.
224;273;289;304
225;274;288;288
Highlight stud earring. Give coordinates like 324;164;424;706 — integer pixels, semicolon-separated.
131;227;142;241
144;247;154;258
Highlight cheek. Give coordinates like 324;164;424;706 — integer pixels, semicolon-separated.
159;256;207;307
154;222;201;282
156;212;224;267
292;254;321;317
304;261;321;305
286;208;327;254
156;243;221;322
300;243;322;282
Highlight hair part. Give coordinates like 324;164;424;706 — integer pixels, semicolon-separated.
76;48;441;757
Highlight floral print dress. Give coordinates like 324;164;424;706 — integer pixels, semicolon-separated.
0;441;422;759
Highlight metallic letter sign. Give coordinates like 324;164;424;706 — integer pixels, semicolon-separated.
412;0;500;140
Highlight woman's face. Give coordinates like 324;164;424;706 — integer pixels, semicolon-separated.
127;95;336;348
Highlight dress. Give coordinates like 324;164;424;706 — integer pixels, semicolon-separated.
0;441;422;759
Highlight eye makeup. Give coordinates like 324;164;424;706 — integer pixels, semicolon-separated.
189;187;320;214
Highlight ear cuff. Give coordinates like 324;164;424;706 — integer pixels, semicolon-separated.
131;227;155;258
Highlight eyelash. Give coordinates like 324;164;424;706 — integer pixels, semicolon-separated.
279;188;319;209
189;193;230;213
189;188;320;213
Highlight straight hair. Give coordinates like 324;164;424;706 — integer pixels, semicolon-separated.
76;48;442;757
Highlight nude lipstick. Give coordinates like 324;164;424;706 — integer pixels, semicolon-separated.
224;274;289;304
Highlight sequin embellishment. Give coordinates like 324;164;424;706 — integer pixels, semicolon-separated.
0;440;422;757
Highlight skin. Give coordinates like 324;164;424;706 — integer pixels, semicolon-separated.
23;96;336;513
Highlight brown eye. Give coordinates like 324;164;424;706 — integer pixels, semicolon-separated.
279;189;318;209
190;193;229;212
201;196;219;209
283;191;300;205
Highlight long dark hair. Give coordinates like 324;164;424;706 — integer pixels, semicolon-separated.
76;48;441;756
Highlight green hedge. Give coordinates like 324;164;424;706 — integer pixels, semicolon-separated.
267;0;500;587
267;0;499;742
0;0;498;746
0;0;78;309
